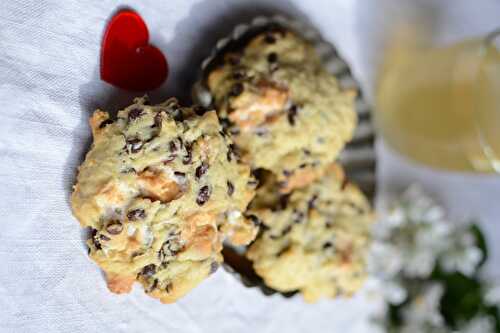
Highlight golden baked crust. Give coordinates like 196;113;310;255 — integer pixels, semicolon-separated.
71;97;257;303
246;164;373;302
207;29;357;192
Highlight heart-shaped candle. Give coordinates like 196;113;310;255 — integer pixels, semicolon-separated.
100;10;168;91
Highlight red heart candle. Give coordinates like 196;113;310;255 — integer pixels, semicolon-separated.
100;10;168;91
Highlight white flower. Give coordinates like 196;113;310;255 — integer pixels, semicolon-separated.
368;242;403;279
402;283;445;328
457;315;495;333
402;246;437;277
402;223;449;277
402;185;444;224
399;322;449;333
372;185;457;279
382;280;408;305
387;206;406;227
371;185;495;333
484;282;500;307
372;206;405;239
440;228;483;277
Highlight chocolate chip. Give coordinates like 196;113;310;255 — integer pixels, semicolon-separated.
165;283;173;293
229;83;243;97
194;105;206;116
153;112;163;128
127;208;146;221
283;169;292;177
287;105;298;126
227;144;240;162
100;234;111;241
182;143;192;165
163;155;176;164
264;34;276;44
121;167;136;174
279;194;290;209
247;179;258;188
323;242;333;249
308;194;318;210
227;181;234;196
148;278;158;293
196;186;211;206
90;229;102;250
171;108;184;122
267;52;278;63
169;141;178;153
299;163;307;169
232;70;245;80
141;264;157;277
228;55;240;66
292;209;304;224
246;214;261;226
106;221;123;235
219;118;231;131
210;262;219;274
276;245;290;257
99;119;113;129
219;130;228;139
254;127;267;136
281;225;292;236
174;171;186;179
259;223;270;232
159;237;183;262
303;149;311;156
126;138;143;154
195;162;209;179
128;108;143;121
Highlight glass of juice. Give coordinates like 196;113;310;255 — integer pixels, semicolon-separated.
476;29;500;172
375;28;500;173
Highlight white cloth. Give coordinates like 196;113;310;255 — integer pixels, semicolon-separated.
0;0;499;332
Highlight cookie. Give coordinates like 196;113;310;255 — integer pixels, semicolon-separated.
246;164;373;302
71;97;257;303
206;29;357;192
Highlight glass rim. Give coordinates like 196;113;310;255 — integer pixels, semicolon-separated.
475;27;500;172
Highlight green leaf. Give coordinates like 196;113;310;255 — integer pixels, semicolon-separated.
388;303;403;327
438;271;483;329
470;223;488;268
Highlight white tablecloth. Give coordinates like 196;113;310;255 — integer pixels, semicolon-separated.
1;1;499;332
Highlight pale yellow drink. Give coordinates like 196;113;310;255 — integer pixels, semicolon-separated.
476;35;500;171
376;30;500;172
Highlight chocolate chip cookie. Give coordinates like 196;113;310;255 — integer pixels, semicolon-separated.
246;164;373;302
206;29;357;192
71;97;257;303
